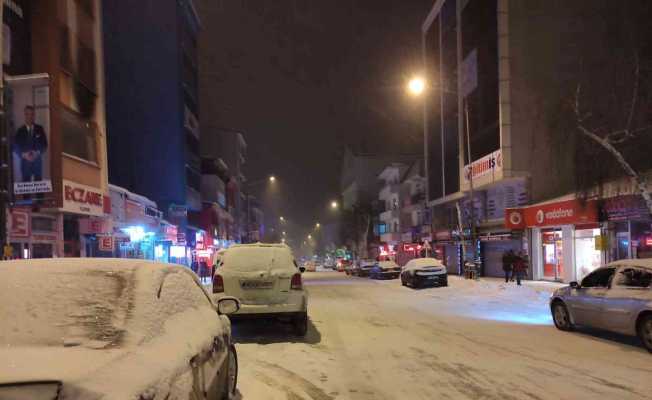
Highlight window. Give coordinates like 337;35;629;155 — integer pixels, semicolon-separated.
614;267;652;288
61;107;98;162
32;217;56;232
377;223;387;235
581;267;616;288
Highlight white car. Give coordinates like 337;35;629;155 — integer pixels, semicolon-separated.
0;258;239;400
213;243;309;335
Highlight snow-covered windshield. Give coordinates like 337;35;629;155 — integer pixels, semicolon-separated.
378;261;399;269
221;246;275;272
0;265;135;349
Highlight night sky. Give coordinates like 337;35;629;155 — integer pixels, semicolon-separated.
199;1;433;234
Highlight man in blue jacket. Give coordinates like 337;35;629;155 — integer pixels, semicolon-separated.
13;105;48;182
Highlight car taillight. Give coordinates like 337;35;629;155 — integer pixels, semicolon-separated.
213;274;224;293
291;273;302;290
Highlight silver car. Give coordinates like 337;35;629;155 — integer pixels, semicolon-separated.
550;259;652;353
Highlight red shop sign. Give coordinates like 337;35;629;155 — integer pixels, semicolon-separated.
505;199;598;229
10;210;30;237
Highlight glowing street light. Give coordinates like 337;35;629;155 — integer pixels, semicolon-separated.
307;234;312;240
408;76;426;96
315;222;320;229
279;216;285;222
269;175;276;183
330;201;338;210
282;231;286;236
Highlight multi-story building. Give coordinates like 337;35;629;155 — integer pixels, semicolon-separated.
103;0;202;241
377;164;406;250
4;0;111;259
422;0;652;281
201;128;247;242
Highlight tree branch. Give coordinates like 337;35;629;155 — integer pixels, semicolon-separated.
578;123;652;214
626;52;640;132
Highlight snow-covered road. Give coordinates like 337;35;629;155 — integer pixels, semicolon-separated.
232;272;652;400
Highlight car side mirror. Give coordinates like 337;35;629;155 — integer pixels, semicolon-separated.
299;266;306;273
570;281;579;289
217;297;240;315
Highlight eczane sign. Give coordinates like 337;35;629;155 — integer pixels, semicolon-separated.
62;179;106;216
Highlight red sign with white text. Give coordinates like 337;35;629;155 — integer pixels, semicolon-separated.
505;199;598;229
9;210;30;237
62;180;106;216
98;235;114;252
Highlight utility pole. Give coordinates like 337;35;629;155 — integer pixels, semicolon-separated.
464;100;478;279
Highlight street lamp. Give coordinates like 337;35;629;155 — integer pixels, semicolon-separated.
330;201;338;210
307;234;312;240
315;222;320;229
408;76;426;96
282;231;286;236
269;175;276;183
279;216;285;222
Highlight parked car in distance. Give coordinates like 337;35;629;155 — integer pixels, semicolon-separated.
355;259;376;277
401;257;448;288
344;260;357;275
324;259;337;270
337;259;351;272
304;261;317;272
549;259;652;353
0;258;239;400
369;260;402;280
213;243;309;336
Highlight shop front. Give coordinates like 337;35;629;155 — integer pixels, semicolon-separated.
478;232;525;278
601;194;652;261
506;198;601;283
7;208;62;259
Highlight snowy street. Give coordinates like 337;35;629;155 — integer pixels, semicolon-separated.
232;271;652;400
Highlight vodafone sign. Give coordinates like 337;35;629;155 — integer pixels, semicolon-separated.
505;199;598;229
62;180;107;216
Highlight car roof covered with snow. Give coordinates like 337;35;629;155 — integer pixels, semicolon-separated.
606;258;652;270
377;260;399;269
403;257;445;271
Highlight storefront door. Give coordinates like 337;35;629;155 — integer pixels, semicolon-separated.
542;229;563;281
32;243;54;259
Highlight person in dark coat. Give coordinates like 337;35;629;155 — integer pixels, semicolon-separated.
502;249;514;283
13;105;48;182
513;251;528;286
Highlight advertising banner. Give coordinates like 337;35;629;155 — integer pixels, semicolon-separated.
462;149;503;187
7;74;52;196
8;208;29;237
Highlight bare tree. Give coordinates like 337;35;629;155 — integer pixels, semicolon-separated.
573;53;652;214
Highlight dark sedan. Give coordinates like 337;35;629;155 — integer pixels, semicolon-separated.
369;260;402;279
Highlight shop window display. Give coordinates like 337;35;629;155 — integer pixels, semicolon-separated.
575;228;602;282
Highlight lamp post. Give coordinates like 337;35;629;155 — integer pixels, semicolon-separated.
407;75;476;273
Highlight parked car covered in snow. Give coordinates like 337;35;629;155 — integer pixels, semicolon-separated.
0;258;239;399
213;243;309;336
550;259;652;353
369;260;402;280
400;257;448;288
353;259;376;277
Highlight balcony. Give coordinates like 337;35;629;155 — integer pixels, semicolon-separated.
379;183;399;200
380;208;399;222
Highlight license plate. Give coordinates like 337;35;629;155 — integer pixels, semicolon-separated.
240;280;274;290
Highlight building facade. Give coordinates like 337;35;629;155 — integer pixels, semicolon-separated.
5;0;111;259
422;0;652;282
103;0;202;234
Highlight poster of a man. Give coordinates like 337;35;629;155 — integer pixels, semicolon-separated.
13;105;47;183
8;74;52;196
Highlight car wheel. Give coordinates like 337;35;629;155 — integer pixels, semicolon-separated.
637;314;652;353
401;275;406;286
221;345;238;400
294;313;308;337
552;301;573;331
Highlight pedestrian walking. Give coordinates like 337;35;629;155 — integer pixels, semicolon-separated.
502;249;514;283
513;251;527;286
